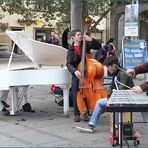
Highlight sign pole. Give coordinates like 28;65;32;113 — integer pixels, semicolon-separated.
131;0;134;40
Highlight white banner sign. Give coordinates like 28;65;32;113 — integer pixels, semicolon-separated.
124;4;139;36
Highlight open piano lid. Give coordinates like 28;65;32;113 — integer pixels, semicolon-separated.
6;31;68;66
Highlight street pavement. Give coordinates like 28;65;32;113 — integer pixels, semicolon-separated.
0;76;148;147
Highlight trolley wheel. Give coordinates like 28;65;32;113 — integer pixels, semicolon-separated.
133;140;140;146
137;140;140;145
133;141;137;146
112;140;118;147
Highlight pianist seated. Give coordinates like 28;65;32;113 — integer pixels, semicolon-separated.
76;56;134;133
0;88;34;116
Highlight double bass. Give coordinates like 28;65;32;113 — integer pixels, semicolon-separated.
77;17;108;115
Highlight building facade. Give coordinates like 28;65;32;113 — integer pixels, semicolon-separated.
107;2;148;56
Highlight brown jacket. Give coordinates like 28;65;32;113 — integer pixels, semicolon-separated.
134;62;148;92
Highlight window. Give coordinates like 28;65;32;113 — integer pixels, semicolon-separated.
34;3;49;12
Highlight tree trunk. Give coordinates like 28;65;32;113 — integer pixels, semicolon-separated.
71;0;83;31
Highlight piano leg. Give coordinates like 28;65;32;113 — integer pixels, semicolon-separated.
21;86;28;105
62;85;69;116
10;87;18;115
10;86;29;115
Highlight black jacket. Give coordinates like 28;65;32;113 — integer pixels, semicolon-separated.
134;62;148;92
108;69;134;98
66;38;101;75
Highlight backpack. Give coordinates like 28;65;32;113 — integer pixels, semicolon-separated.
51;85;73;106
22;103;32;112
93;48;106;64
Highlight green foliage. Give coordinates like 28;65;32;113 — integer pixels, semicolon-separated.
0;0;70;25
0;0;148;27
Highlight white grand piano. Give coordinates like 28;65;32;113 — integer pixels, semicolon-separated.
0;31;71;115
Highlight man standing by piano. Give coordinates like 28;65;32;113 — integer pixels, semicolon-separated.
0;87;34;116
66;29;102;122
0;90;10;116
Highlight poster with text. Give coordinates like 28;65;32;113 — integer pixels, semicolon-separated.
124;4;139;36
123;40;147;69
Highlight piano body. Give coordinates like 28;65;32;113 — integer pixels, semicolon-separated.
0;31;71;115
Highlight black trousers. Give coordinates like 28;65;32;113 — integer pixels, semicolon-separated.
72;75;80;115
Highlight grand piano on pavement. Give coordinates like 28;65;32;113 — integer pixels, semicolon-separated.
0;31;71;115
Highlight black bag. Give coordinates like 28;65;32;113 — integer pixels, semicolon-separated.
22;103;32;112
123;123;133;137
54;87;73;106
94;48;106;64
53;87;63;96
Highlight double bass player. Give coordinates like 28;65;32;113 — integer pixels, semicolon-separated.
66;29;101;122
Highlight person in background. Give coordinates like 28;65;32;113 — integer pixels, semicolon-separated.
47;31;60;46
0;90;10;115
92;39;106;64
66;29;101;122
62;27;70;49
105;38;116;58
48;31;62;98
0;87;34;116
93;47;106;64
75;56;134;133
42;35;47;43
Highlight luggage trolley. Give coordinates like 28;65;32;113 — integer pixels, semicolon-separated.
110;111;140;147
107;78;141;147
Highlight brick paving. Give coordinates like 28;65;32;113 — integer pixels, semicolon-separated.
0;76;147;147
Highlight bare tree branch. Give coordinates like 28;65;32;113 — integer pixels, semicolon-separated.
91;5;116;30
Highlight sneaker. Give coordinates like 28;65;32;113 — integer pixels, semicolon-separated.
1;101;10;108
75;126;94;133
1;108;10;116
74;115;80;122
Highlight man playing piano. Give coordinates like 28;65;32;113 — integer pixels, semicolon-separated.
66;29;102;122
75;56;134;133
